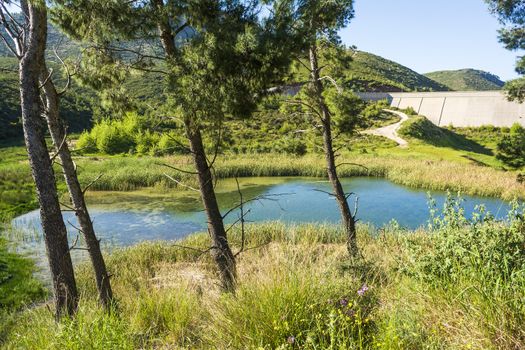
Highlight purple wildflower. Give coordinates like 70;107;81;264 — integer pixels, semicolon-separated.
357;283;369;296
339;298;349;307
287;336;295;344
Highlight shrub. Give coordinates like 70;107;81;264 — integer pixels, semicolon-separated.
94;121;135;154
404;196;525;342
280;138;307;156
76;131;97;153
497;123;525;167
135;130;160;155
413;196;525;283
155;132;189;156
404;106;417;115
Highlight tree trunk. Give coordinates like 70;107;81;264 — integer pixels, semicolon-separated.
153;0;237;290
309;45;359;257
40;63;113;310
184;119;237;291
19;1;78;318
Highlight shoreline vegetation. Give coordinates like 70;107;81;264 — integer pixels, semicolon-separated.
1;148;524;223
3;207;525;348
74;153;524;200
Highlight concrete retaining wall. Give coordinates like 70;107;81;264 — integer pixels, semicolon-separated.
356;91;525;127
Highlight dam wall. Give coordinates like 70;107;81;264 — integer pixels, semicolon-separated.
356;91;525;127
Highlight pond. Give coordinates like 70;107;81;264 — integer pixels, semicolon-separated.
7;177;512;275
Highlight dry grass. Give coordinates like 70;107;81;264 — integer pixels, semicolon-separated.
3;222;523;349
76;153;525;200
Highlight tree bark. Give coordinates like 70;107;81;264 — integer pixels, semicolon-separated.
309;45;359;257
40;63;113;310
184;119;237;291
19;1;78;318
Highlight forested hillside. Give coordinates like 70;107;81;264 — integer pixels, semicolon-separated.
424;69;505;91
344;51;449;92
0;57;93;140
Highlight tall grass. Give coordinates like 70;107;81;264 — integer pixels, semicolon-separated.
75;153;525;200
4;206;525;349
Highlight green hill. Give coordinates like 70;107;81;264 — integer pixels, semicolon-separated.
424;69;505;91
344;51;449;92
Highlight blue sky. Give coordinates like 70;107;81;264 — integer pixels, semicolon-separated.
339;0;522;81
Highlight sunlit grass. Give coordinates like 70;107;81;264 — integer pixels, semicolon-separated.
3;220;525;349
73;152;524;200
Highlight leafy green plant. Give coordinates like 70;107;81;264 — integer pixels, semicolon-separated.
496;123;525;168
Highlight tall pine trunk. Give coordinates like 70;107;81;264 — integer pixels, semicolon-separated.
184;120;237;291
40;63;113;309
19;1;78;318
153;0;237;290
309;45;359;257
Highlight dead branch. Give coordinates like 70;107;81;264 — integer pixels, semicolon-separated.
234;178;246;255
49;132;68;163
82;174;104;194
336;162;369;171
312;188;336;197
68;234;80;251
60;201;76;212
318;76;342;93
38;68;54;89
159;162;199;175
53;47;74;96
234;242;270;257
163;173;200;192
352;196;359;219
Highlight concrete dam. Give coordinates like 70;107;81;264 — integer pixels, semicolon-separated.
357;91;525;127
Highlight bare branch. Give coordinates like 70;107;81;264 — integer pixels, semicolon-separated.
68;233;80;251
234;242;270;257
38;68;54;89
159;162;199;175
319;76;343;93
82;174;104;194
352;196;359;219
336;162;369;171
53;47;74;96
313;188;336;197
49;132;68;163
163;173;200;192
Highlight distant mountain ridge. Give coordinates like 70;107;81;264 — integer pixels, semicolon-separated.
345;51;449;92
424;69;505;91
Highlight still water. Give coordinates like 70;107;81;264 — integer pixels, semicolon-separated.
6;176;512;279
10;177;511;249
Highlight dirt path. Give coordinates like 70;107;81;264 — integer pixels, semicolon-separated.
362;109;409;147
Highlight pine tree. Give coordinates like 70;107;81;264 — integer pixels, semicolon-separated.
486;0;525;102
282;0;362;257
51;0;293;290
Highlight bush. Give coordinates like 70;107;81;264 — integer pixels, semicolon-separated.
403;106;417;115
404;196;525;342
94;121;135;154
361;100;390;120
135;130;160;155
76;131;97;153
497;123;525;168
279;138;307;156
76;113;187;156
412;196;525;284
